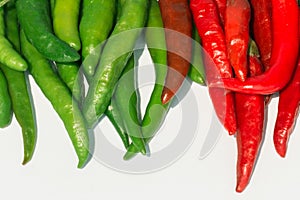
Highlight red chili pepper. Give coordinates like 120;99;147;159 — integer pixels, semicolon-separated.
159;0;193;104
273;7;300;158
273;57;300;158
250;0;273;104
209;0;299;95
250;0;272;71
190;0;237;134
213;0;226;24
225;0;251;82
235;45;265;193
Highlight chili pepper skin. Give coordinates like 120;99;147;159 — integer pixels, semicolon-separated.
3;1;36;165
225;0;250;81
210;0;299;95
273;58;300;157
52;0;81;51
50;0;84;105
16;0;80;63
0;7;27;71
250;0;272;71
159;0;193;104
214;0;226;24
79;0;116;78
124;0;170;160
112;56;146;155
254;0;273;104
82;0;149;129
188;26;206;85
190;0;237;134
56;62;84;107
4;0;19;50
235;54;265;193
20;30;90;168
0;69;12;128
105;101;130;149
102;0;130;151
2;66;37;164
190;0;232;79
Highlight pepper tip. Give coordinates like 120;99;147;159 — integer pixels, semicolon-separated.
161;88;174;105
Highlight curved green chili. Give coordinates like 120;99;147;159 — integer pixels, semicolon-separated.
124;0;170;160
16;0;80;62
112;55;146;155
79;0;117;78
105;101;130;149
1;66;36;164
4;0;19;50
82;0;149;129
188;26;205;85
56;62;84;105
20;30;89;168
52;0;81;51
3;1;36;165
103;0;130;150
50;0;84;105
0;6;27;71
0;68;11;128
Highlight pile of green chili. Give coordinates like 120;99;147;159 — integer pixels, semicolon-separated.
0;0;205;168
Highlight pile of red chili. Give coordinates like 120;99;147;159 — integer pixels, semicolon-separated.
174;0;300;193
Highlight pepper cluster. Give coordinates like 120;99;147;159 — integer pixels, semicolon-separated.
0;0;205;168
191;0;299;193
0;0;298;194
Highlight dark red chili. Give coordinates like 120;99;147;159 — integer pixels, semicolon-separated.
213;0;226;24
250;0;272;71
225;0;251;82
273;57;300;158
159;0;193;104
210;0;299;95
190;0;237;134
235;48;265;193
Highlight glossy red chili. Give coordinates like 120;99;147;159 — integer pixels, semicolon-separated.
250;0;272;71
210;0;299;95
273;57;300;158
225;0;251;81
190;0;237;134
235;51;265;193
159;0;193;104
213;0;226;24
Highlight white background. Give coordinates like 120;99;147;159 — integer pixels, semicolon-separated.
0;51;299;200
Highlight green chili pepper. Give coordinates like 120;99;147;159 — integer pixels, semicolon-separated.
105;0;145;150
4;0;19;50
52;0;81;51
188;26;206;85
56;62;84;105
50;0;84;105
1;66;36;164
105;101;130;149
16;0;80;62
79;0;116;78
103;0;129;150
83;0;149;129
0;7;27;71
124;0;170;160
0;68;12;128
20;30;89;168
112;55;146;155
2;1;37;165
